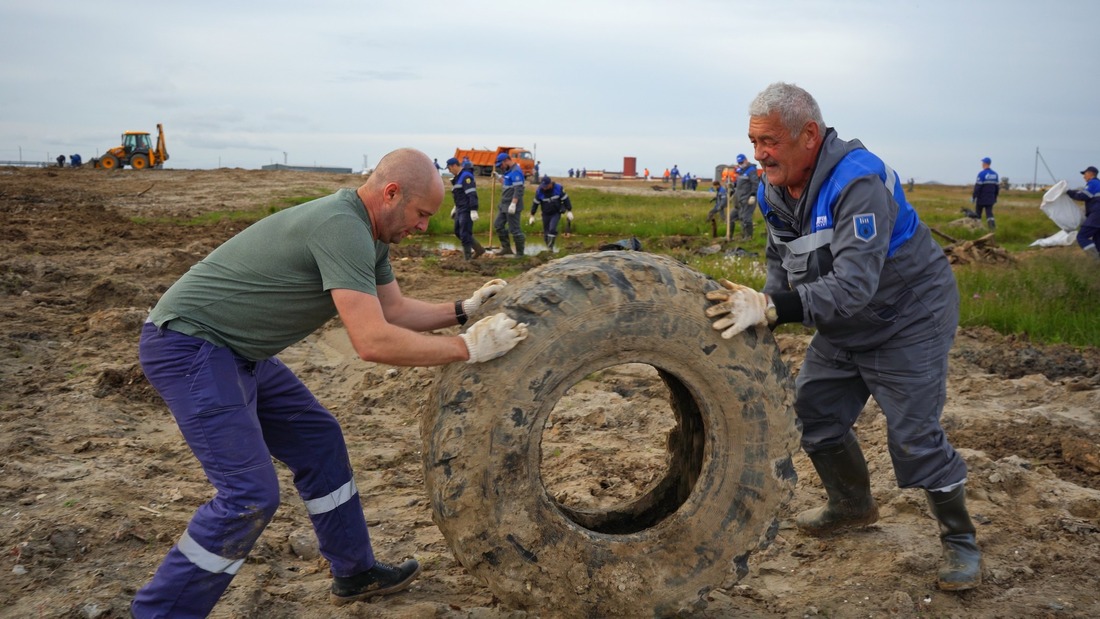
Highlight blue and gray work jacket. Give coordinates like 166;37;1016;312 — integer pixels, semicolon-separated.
1066;178;1100;217
734;164;760;205
500;166;525;210
757;128;958;351
450;168;479;213
531;183;573;216
973;168;1000;206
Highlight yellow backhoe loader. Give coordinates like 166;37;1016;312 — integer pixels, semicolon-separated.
94;123;169;170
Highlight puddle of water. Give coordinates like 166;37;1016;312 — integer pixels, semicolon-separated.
408;236;551;253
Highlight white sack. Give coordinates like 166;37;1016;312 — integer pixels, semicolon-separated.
1029;229;1077;247
1040;180;1085;231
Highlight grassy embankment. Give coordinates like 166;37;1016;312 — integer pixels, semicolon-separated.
425;181;1097;348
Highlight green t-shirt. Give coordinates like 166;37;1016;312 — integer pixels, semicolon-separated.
149;188;394;360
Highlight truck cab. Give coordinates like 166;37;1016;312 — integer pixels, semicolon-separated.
506;148;536;178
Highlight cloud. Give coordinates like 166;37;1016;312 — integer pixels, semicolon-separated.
0;1;1095;182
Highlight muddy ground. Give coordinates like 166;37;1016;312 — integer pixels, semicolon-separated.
2;167;1099;618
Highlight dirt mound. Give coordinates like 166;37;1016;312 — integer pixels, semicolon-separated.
954;326;1100;381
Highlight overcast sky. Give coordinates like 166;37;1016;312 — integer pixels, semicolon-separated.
0;1;1093;186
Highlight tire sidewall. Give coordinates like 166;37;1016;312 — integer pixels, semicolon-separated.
423;251;798;616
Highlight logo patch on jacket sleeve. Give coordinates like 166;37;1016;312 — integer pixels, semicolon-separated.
853;213;877;242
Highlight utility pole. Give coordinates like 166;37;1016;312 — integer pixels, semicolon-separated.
1033;147;1056;188
283;152;288;165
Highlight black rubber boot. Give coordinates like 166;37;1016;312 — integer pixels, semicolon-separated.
987;217;996;231
497;237;513;255
742;220;753;240
795;434;879;535
461;244;473;260
926;486;982;591
515;238;525;256
331;559;422;605
546;234;556;252
471;240;486;258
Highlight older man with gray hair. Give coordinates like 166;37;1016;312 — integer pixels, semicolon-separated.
704;82;980;591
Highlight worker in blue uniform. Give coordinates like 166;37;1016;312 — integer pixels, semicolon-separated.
705;82;981;592
972;157;1000;230
446;157;485;259
528;175;573;252
706;180;729;235
493;152;526;256
1066;165;1100;260
733;153;761;240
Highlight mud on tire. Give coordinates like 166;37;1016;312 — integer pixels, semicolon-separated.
422;251;800;617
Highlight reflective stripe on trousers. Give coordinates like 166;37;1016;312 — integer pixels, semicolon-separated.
131;323;374;618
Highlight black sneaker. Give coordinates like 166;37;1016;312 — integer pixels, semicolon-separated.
330;559;421;606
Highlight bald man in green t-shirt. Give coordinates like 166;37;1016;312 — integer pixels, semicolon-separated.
131;148;528;617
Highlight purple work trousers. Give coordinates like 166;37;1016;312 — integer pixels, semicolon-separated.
131;323;375;618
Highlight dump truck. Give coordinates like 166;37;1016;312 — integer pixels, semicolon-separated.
94;123;169;170
453;146;535;178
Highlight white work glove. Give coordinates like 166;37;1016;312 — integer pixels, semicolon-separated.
704;279;769;339
463;278;507;315
461;313;528;363
565;211;574;221
449;206;456;218
528;215;535;225
470;210;479;222
748;196;757;206
508;202;517;215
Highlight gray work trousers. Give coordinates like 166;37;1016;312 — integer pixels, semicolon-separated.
794;330;967;490
493;206;525;250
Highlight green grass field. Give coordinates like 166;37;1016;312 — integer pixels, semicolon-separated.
156;179;1094;347
425;181;1098;348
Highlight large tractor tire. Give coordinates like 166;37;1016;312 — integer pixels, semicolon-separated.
422;251;800;617
130;153;149;169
